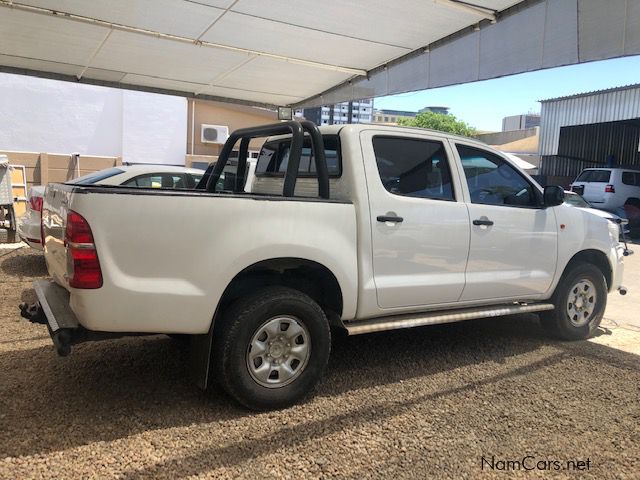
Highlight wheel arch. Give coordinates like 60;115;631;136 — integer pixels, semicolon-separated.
560;249;612;291
216;257;345;327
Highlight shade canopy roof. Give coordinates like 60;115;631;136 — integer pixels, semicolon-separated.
1;0;639;109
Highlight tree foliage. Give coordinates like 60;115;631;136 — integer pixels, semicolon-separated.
398;111;476;137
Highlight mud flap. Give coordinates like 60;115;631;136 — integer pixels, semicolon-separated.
189;325;215;390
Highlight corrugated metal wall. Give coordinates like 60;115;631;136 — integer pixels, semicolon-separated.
539;84;640;177
539;84;640;156
539;156;603;177
539;120;640;176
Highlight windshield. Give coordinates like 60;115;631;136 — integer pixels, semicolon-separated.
575;169;611;183
68;167;124;185
564;192;591;208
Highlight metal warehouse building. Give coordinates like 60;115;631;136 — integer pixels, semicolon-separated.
539;84;640;184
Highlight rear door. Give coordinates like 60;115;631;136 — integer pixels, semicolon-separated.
362;130;470;309
453;143;558;301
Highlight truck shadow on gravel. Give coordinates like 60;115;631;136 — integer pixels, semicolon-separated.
0;252;47;278
0;315;638;467
118;342;640;480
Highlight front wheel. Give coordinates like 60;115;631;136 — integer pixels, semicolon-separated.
539;263;607;340
213;287;331;410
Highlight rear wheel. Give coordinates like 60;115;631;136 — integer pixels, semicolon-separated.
213;287;331;410
540;263;607;340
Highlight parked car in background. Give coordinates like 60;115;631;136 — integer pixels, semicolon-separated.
570;168;640;211
17;165;204;249
69;165;204;188
563;191;630;239
16;186;45;249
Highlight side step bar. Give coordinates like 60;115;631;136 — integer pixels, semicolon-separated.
345;303;555;335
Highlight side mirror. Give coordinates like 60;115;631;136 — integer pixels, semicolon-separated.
544;185;565;207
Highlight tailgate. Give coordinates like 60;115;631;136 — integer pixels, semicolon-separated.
581;182;607;203
573;170;611;204
42;183;72;289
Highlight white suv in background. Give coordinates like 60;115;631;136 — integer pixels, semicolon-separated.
571;168;640;211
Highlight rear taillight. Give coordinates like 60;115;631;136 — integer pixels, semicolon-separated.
605;184;615;193
29;196;43;212
65;210;102;289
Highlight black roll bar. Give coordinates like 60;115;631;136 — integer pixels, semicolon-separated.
235;137;250;192
299;120;329;200
204;120;330;199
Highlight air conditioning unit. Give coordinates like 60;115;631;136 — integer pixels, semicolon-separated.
201;124;229;144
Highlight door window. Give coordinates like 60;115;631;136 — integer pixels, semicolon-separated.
122;173;187;189
622;171;640;186
456;145;538;207
372;136;454;201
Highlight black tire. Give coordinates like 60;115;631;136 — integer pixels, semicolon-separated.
539;262;607;340
167;333;190;343
212;286;331;410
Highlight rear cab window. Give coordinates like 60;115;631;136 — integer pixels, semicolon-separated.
255;135;341;178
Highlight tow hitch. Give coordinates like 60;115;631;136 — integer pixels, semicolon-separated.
19;302;47;325
20;301;74;356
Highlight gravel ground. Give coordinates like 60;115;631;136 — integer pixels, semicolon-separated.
0;247;639;479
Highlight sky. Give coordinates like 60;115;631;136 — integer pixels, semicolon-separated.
374;55;640;132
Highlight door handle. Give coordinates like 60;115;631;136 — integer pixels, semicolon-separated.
473;218;494;226
377;215;403;223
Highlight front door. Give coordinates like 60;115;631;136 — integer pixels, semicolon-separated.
362;131;471;309
453;143;558;301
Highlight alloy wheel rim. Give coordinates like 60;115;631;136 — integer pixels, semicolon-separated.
566;279;597;327
246;315;311;388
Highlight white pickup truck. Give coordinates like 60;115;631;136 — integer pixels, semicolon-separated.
23;121;627;410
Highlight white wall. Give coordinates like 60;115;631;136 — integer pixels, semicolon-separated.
0;73;187;164
122;90;187;164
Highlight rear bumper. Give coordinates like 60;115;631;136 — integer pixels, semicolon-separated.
19;280;79;355
16;213;43;250
20;280;152;355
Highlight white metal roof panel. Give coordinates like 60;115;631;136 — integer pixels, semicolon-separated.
1;0;638;108
199;11;409;70
231;0;517;50
21;0;226;38
91;30;250;85
0;8;108;66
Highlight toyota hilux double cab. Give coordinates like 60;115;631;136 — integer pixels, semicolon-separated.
22;121;627;410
